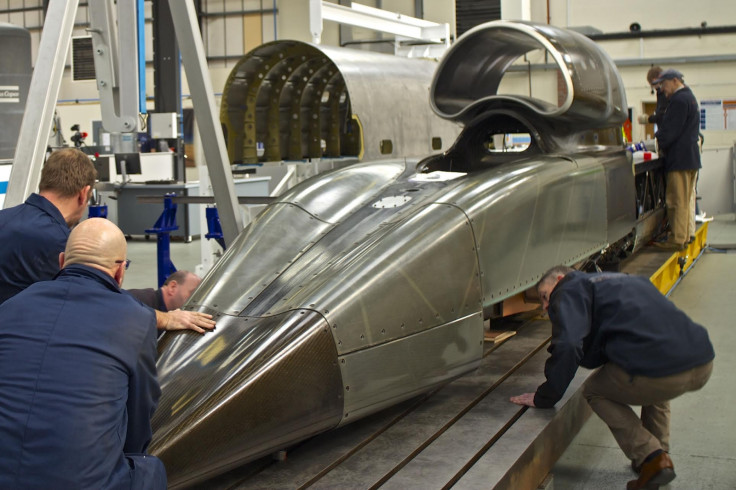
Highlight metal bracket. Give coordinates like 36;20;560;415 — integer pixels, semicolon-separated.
4;0;140;209
87;0;140;133
145;193;179;288
168;0;244;246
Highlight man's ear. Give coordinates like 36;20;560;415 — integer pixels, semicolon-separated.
78;185;91;205
113;261;125;286
58;252;65;269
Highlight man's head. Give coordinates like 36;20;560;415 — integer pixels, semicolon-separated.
652;69;685;98
536;265;575;310
60;218;128;286
39;148;97;227
646;66;663;87
161;270;201;310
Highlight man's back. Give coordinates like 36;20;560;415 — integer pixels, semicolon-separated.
656;86;701;171
536;270;714;408
0;265;161;488
553;271;714;376
0;194;69;304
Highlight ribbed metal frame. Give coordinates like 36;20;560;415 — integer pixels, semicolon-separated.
220;40;460;164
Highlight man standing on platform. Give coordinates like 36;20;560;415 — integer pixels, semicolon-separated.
653;69;701;250
637;66;669;128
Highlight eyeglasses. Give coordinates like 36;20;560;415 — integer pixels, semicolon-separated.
115;259;131;270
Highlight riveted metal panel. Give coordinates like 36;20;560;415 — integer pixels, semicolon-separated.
280;159;406;223
250;200;483;355
188;202;332;316
151;311;343;488
189;160;406;317
436;155;609;304
339;312;484;423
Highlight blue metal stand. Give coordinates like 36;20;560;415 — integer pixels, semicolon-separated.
88;204;108;218
204;206;226;250
146;193;179;287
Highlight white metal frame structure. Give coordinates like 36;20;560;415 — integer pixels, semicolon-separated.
87;0;140;133
309;0;450;58
4;0;243;246
5;0;79;208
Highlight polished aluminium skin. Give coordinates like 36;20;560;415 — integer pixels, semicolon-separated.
151;21;639;487
220;40;461;164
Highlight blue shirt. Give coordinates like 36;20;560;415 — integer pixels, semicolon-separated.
0;265;166;489
0;193;70;305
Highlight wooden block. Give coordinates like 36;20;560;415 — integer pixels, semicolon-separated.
538;473;554;489
484;330;517;343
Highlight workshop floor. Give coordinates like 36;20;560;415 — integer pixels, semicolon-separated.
123;237;204;290
124;215;736;490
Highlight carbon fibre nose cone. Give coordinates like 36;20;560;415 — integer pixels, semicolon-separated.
149;310;343;487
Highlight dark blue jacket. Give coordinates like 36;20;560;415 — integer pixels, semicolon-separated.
648;88;669;125
534;271;714;408
127;287;168;312
655;86;702;172
0;265;166;489
0;193;69;305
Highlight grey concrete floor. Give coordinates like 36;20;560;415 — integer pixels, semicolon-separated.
552;215;736;490
123;237;204;290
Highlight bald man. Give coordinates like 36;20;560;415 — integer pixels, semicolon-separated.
0;218;166;489
128;270;202;314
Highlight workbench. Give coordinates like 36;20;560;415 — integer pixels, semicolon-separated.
100;177;270;241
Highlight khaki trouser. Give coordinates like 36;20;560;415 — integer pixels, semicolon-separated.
666;169;698;245
582;361;713;467
688;171;699;238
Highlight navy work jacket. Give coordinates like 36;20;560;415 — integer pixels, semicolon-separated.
0;265;165;489
128;287;168;312
0;193;69;305
534;271;715;408
655;86;702;172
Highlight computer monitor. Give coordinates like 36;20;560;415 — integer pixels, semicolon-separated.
93;155;110;182
114;152;142;178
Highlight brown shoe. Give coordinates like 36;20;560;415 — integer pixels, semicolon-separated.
626;452;676;489
652;241;685;251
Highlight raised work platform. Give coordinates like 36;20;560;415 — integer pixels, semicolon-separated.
623;221;709;294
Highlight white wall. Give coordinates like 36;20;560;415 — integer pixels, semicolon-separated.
529;0;736;148
6;0;736;153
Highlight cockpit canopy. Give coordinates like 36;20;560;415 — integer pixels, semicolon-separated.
430;20;627;130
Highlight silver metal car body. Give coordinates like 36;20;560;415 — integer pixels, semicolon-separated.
151;20;637;487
